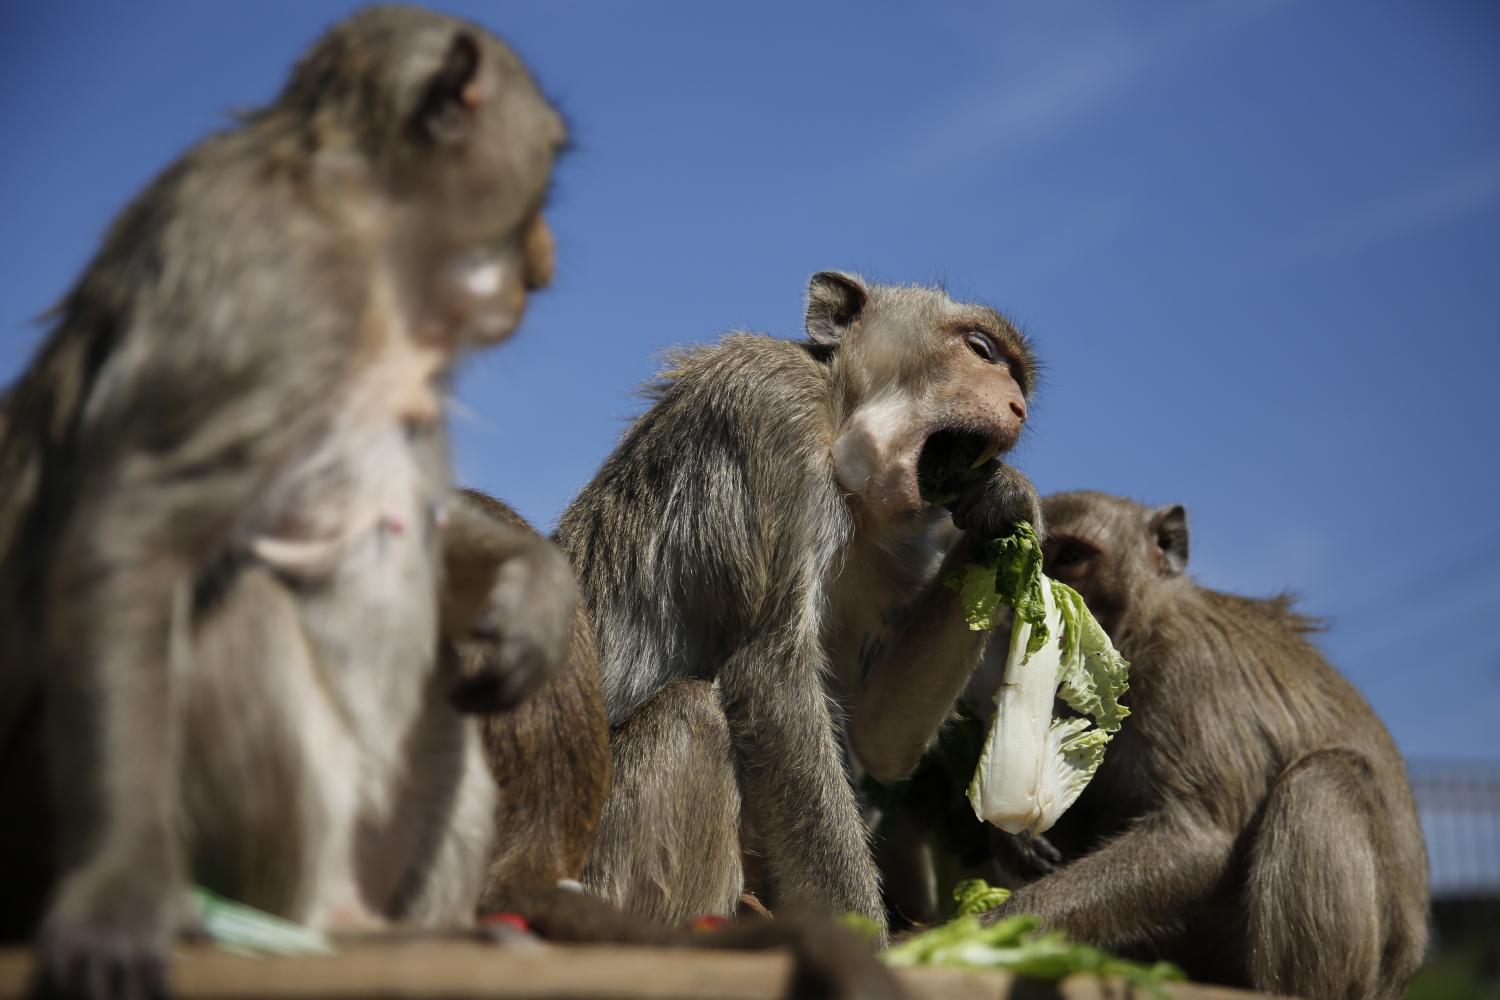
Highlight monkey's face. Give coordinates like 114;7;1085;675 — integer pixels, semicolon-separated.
811;273;1036;523
1042;491;1191;641
303;8;566;351
403;25;564;351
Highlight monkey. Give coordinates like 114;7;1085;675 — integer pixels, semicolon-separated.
0;8;574;997
452;490;612;909
976;491;1429;1000
559;271;1043;941
445;493;902;1000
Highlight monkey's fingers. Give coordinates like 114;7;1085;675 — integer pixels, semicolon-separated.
34;928;170;1000
947;463;1044;542
448;630;553;713
997;829;1062;877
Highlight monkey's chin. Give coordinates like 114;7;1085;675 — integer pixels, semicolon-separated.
463;299;527;346
855;467;926;522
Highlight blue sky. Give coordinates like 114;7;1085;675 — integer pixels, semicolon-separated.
3;2;1497;762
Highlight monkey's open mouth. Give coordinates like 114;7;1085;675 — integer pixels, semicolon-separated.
917;428;1001;505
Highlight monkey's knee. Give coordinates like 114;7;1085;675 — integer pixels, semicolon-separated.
1247;749;1395;1000
582;679;743;925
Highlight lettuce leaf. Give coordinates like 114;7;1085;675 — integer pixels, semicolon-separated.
954;523;1130;834
952;523;1048;653
880;880;1184;990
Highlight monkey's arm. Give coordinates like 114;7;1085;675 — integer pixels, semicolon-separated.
984;807;1235;951
39;419;320;991
849;537;990;782
33;238;359;993
38;477;200;990
851;463;1043;782
441;489;576;711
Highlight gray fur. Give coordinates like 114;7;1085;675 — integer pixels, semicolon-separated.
563;273;1041;938
982;490;1429;1000
0;8;568;997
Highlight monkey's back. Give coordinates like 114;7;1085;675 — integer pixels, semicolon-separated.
558;334;853;724
1120;589;1416;822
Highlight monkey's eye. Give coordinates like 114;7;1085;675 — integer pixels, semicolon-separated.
964;332;998;364
1048;539;1096;571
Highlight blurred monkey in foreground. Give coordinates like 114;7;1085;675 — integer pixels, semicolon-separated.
0;8;572;997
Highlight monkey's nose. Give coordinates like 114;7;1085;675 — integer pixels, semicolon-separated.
1010;398;1027;422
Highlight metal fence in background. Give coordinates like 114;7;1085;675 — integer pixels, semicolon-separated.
1410;760;1500;900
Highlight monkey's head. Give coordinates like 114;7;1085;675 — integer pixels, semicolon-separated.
278;6;565;347
1041;491;1190;641
810;271;1037;522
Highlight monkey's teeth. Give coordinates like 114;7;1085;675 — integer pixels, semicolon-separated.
971;440;1001;469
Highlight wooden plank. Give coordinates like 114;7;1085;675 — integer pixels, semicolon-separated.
0;942;1288;999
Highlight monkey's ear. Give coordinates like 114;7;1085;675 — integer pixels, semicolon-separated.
415;32;483;145
805;271;869;345
1149;504;1189;576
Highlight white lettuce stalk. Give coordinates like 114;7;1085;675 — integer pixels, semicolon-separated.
950;523;1130;835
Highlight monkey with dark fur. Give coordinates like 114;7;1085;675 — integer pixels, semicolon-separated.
0;7;574;996
562;271;1043;941
454;491;611;907
972;491;1429;1000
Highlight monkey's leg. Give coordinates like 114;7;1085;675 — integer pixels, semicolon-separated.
869;803;939;926
37;515;197;998
180;566;374;928
382;707;496;927
983;808;1235;959
1246;748;1416;1000
581;678;743;925
720;634;888;940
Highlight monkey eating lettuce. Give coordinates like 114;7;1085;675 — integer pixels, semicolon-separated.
951;523;1130;836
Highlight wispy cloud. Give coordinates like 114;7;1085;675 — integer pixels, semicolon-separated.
1290;154;1500;261
881;0;1291;182
987;194;1136;296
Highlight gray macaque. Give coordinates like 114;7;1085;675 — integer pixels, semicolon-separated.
980;491;1429;1000
562;272;1042;940
0;8;571;997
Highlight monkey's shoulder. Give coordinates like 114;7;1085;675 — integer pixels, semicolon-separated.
621;333;838;471
646;333;833;411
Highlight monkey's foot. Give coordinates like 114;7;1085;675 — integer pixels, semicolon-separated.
737;893;773;919
476;912;544;951
35;867;182;1000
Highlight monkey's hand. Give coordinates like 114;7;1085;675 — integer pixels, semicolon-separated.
947;461;1044;543
35;861;189;1000
448;536;576;714
991;827;1062;880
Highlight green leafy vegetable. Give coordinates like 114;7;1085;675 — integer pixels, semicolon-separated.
950;522;1047;646
881;881;1183;991
952;878;1011;917
951;522;1130;835
191;888;334;957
